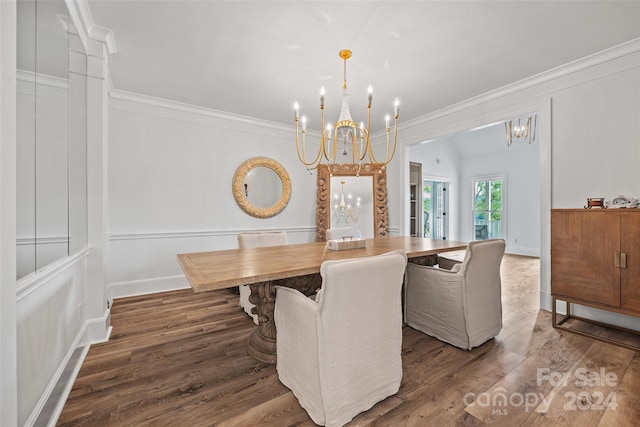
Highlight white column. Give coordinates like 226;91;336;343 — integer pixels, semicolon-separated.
0;0;18;425
84;29;115;343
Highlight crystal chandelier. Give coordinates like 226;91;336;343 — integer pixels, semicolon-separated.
333;181;361;225
294;50;399;175
505;115;537;146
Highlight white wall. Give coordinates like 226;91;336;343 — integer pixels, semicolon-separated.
106;94;320;298
397;39;640;331
106;93;408;299
409;135;462;241
551;66;640;206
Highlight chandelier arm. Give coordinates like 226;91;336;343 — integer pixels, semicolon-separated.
367;115;398;167
387;116;400;162
323;128;337;163
352;103;372;162
366;131;383;165
367;128;390;165
295;143;323;168
295;136;324;168
351;130;364;165
365;102;372;152
351;131;356;165
322;107;341;165
295;119;324;168
357;129;367;162
353;124;368;163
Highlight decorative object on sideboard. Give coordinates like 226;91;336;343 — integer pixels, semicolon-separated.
293;50;400;175
606;195;640;209
584;198;605;209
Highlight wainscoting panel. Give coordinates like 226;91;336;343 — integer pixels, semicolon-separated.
16;252;90;426
107;227;317;299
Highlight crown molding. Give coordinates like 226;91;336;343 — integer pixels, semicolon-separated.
401;37;640;133
64;0;89;53
89;24;117;55
65;0;117;56
111;38;639;141
110;88;297;134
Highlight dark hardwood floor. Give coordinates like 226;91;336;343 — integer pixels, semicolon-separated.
58;254;640;426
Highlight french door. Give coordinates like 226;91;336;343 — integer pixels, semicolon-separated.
423;180;449;240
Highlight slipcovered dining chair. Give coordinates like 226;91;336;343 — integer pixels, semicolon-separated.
274;250;407;427
237;231;288;324
405;239;505;350
325;227;362;241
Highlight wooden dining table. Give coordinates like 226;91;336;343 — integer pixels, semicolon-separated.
177;236;467;363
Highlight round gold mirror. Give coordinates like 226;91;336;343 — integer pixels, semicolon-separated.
232;157;291;218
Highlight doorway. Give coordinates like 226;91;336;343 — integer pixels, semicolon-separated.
423;178;449;240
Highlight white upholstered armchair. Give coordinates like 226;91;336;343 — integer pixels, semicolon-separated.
237;231;288;324
405;239;505;350
274;250;407;427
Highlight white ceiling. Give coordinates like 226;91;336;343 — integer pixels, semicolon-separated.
87;1;640;132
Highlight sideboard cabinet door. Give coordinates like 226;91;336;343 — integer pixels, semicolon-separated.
621;211;640;312
551;210;620;308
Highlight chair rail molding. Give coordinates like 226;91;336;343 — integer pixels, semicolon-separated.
108;226;317;241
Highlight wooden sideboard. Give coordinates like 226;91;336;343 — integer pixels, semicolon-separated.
550;208;640;350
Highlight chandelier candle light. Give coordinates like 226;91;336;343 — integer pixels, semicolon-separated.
294;50;399;175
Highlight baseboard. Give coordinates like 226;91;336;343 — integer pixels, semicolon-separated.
505;245;539;257
84;308;112;344
540;289;552;312
39;345;90;427
30;305;112;426
108;274;190;300
26;322;90;427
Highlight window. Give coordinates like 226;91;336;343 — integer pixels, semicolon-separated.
472;175;505;241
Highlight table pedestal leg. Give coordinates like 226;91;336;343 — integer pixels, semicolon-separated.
247;281;277;364
247;274;322;364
